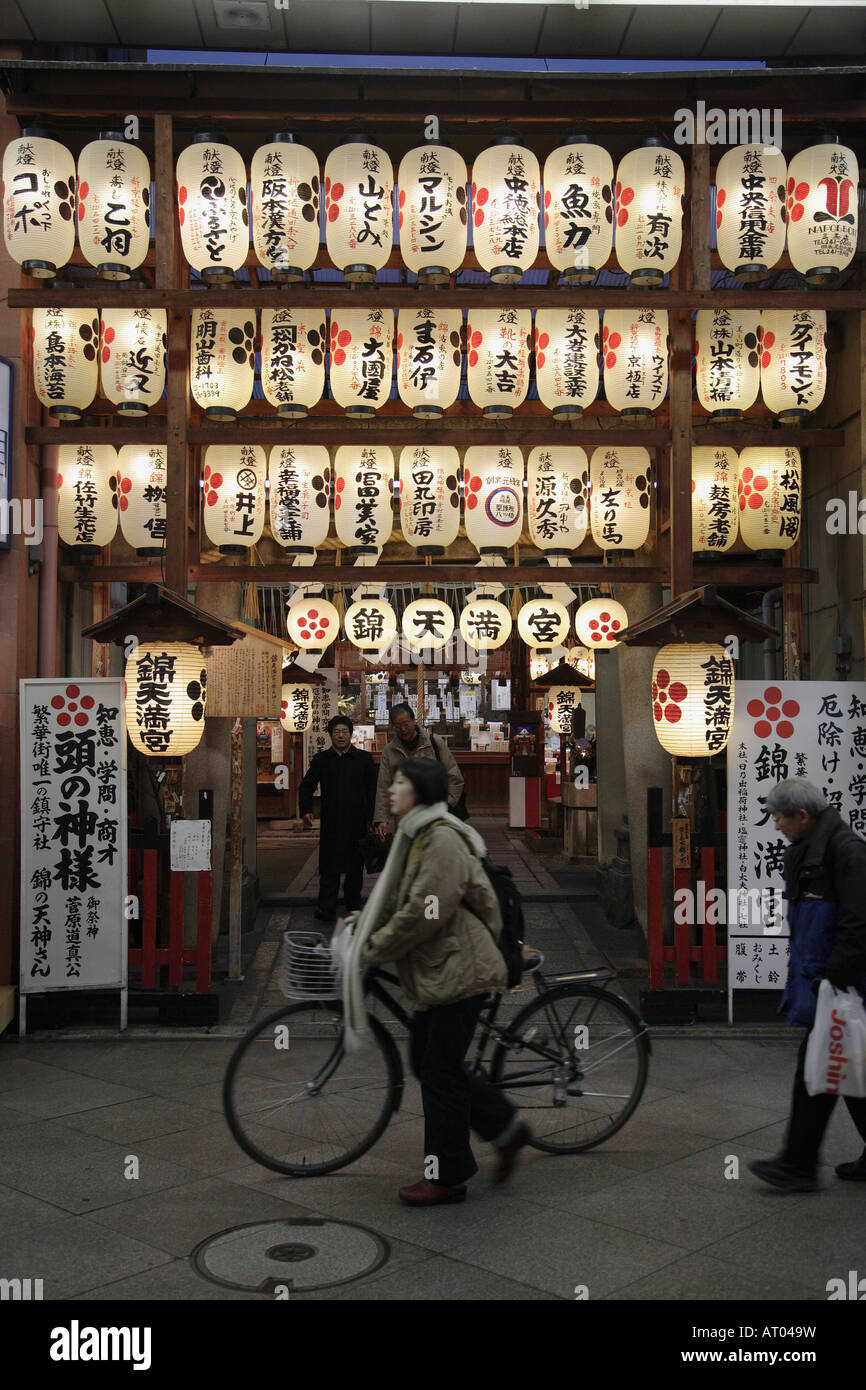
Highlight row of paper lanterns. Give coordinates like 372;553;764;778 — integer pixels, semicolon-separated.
5;130;857;285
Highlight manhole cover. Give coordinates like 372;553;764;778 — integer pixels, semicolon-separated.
191;1217;390;1294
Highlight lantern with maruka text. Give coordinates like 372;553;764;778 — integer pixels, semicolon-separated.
268;445;330;556
547;686;582;735
334;445;394;557
715;144;786;282
286;597;341;653
125;644;208;757
759;310;826;422
396;309;461;417
176;134;248;281
695;308;760;420
463;446;524;559
190;308;255;421
202;445;266;553
459;598;512;652
691;447;738;555
280;680;318;733
116;445;167;556
543;136;613;284
527;447;589;555
261;308;326;417
398;143;468;284
574;598;628;650
100;308;166;417
402;598;455;654
3;130;76;276
534;309;599;420
603;309;668;415
32;306;99;420
614;141;684;286
590;446;652;552
786;138;859;283
399;445;460;554
652;644;735;756
466;309;531;417
324;136;394;282
251;133;320;281
738;447;801;552
329;309;393;416
57;444;118;550
471;137;541;283
344;599;398;657
77;133;151;279
517;598;570;653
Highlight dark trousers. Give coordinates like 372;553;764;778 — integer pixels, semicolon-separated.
409;994;516;1187
318;847;364;917
782;1032;866;1174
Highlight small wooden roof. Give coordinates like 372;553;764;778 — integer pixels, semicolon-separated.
531;659;596;691
82;584;243;648
280;659;328;686
617;585;776;647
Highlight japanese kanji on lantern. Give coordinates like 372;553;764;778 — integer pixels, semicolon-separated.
543;136;614;284
466;309;531;417
176;134;249;281
759;309;827;422
692;447;738;556
398;142;468;283
589;446;653;552
463;446;524;559
785;137;859;283
694;308;760;420
99;307;166;417
329;308;394;416
574;598;628;650
471;136;541;283
652;644;735;756
280;679;318;733
334;445;395;556
614;140;684;285
458;598;512;651
77;132;151;280
715;144;786;282
261;308;326;418
738;447;801;552
344;598;397;656
286;596;341;653
399;445;460;554
534;309;599;420
115;445;167;556
396;309;461;417
517;598;570;653
402;598;455;654
324;135;394;281
2;129;76;277
190;308;256;421
527;447;589;556
32;306;99;420
57;444;117;550
202;445;266;553
547;686;582;735
250;133;320;281
268;445;330;556
602;309;668;416
125;643;208;756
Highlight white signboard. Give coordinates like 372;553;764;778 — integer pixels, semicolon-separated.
170;819;212;872
301;674;339;764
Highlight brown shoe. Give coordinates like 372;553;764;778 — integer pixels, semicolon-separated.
398;1179;467;1206
493;1121;532;1184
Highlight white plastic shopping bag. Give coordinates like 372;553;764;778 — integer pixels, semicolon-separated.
804;980;866;1098
330;917;353;975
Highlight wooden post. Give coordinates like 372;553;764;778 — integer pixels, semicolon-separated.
228;716;244;980
669;309;694;601
690;143;712;292
155;113;190;596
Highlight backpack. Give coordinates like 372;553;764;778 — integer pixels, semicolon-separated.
482;860;525;988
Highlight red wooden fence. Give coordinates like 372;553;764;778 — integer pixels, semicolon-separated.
128;832;212;993
646;787;727;990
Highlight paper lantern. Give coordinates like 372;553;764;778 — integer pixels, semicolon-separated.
402;598;455;652
324;136;394;281
694;309;760;420
77;133;151;280
202;445;266;553
344;599;398;656
691;447;738;555
471;137;540;282
2;129;76;276
268;445;330;555
614;142;684;285
32;306;99;420
398;143;468;283
574;598;628;650
715;144;786;282
652;644;735;756
543;137;614;284
399;445;460;554
396;308;461;417
547;686;582;735
190;308;255;421
527;447;589;554
534;309;599;420
334;445;394;556
287;597;341;652
738;447;801;552
176;134;248;281
517;598;570;652
590;446;653;552
466;309;531;417
125;643;208;757
57;444;117;550
459;598;512;652
759;310;826;422
329;309;393;416
603;309;668;415
463;446;524;558
261;308;326;417
786;139;859;283
280;681;318;733
251;133;320;281
99;308;166;417
116;445;167;556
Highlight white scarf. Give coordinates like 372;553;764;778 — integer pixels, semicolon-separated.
342;801;488;1051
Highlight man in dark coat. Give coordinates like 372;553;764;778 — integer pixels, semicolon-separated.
299;715;377;924
749;778;866;1192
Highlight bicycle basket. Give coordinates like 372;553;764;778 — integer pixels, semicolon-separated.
280;930;343;1001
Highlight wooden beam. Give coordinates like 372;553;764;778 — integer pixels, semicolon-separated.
690;143;712;294
153;115;175;292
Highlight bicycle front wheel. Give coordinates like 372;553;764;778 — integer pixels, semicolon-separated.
489;983;649;1153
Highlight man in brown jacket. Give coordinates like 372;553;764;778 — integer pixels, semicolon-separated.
374;701;465;839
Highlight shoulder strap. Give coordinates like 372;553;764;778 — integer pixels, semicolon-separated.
431;734;441;762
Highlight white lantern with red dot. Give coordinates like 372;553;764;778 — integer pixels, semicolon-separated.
543;137;614;284
324;136;394;282
396;308;461;417
176;134;248;282
99;307;166;417
251;133;320;281
77;133;151;280
261;308;326;418
466;309;531;418
57;444;118;550
759;310;827;423
738;447;801;552
32;306;99;420
590;446;653;552
334;445;395;557
458;598;512;652
517;598;570;652
527;446;589;555
402;598;455;654
691;447;738;556
328;308;393;416
125;643;208;757
694;308;760;420
286;597;341;653
602;309;668;415
398;143;468;284
202;444;266;554
399;445;460;554
463;446;524;559
344;598;398;657
534;308;599;420
116;445;167;557
190;308;256;421
268;445;330;556
280;680;318;733
574;598;628;650
652;645;735;757
471;137;540;283
547;686;582;735
715;144;787;282
2;129;76;277
614;141;684;286
785;139;859;284
746;684;801;743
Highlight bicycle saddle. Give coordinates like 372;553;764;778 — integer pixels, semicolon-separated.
521;943;544;973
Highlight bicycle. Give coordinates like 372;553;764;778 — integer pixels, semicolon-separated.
223;933;652;1177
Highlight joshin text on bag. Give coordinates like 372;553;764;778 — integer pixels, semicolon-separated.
804;979;866;1098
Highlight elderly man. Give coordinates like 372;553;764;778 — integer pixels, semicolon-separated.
299;715;377;924
374;702;465;840
749;777;866;1192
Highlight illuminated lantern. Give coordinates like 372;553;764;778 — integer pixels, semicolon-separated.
280;680;318;733
268;445;330;556
786;138;859;283
651;645;735;756
57;444;117;550
694;308;760;420
574;598;628;650
396;308;461;417
287;596;341;652
534;309;599;419
2;129;76;276
543;136;614;284
116;445;167;556
402;598;455;653
32;306;99;419
547;686;582;735
334;445;394;557
261;308;326;417
463;446;524;559
614;140;684;285
738;447;801;552
99;307;166;417
344;598;398;657
602;309;668;415
471;137;540;283
517;598;569;653
398;143;468;283
324;135;394;282
202;445;266;553
691;447;738;556
715;144;786;282
176;134;248;281
459;598;512;652
190;308;255;421
527;447;589;555
759;309;826;422
399;445;460;554
590;446;652;552
77;133;151;279
466;309;531;417
251;133;319;281
125;644;208;757
329;309;393;416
